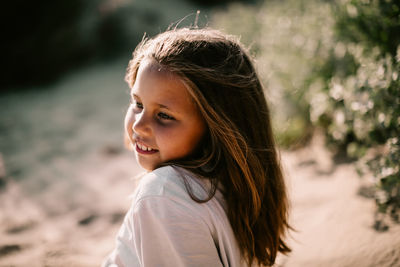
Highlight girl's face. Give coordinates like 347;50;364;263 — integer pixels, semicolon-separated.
125;59;206;171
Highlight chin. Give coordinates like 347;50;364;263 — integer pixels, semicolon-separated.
135;155;158;172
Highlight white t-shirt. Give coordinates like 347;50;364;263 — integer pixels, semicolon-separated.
102;165;245;267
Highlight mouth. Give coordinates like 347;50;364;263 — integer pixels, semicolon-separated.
135;141;158;154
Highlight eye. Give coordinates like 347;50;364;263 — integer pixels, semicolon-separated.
130;98;143;109
135;101;143;109
157;112;175;121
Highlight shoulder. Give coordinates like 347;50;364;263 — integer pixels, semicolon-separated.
132;165;209;204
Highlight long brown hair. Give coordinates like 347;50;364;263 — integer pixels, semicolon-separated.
125;27;291;266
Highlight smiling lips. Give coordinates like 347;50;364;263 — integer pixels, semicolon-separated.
135;141;158;154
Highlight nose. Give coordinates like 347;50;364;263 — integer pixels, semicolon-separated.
132;111;152;137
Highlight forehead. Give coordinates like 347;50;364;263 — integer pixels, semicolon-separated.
136;58;170;77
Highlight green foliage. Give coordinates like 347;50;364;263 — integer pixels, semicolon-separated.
212;0;400;222
335;0;400;58
309;0;400;222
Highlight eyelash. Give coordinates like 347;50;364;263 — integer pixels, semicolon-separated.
133;100;143;109
130;99;175;121
157;112;175;120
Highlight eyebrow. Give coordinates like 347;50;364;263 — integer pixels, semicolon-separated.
132;93;172;110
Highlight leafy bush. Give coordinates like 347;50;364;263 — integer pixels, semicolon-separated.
309;0;400;224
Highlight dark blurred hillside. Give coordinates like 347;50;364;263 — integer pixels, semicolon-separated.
2;0;99;91
2;0;162;91
1;0;259;92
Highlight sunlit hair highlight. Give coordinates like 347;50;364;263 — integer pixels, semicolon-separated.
125;27;291;266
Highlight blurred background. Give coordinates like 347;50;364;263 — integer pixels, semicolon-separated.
0;0;399;266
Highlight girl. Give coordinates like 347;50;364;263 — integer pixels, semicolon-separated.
103;27;291;267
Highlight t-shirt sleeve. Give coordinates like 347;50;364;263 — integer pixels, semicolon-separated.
131;196;223;267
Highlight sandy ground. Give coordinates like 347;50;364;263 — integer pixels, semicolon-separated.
1;62;399;267
277;135;400;267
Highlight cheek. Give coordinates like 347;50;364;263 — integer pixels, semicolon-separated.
156;124;205;157
153;125;172;142
153;126;180;153
124;108;135;133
